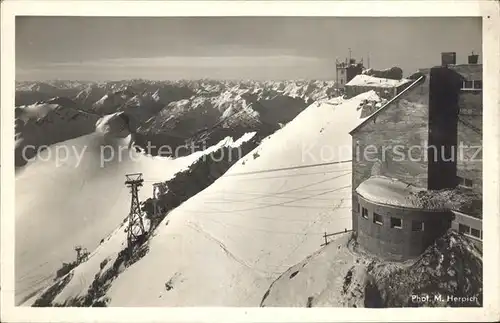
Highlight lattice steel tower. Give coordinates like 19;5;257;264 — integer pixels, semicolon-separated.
125;173;146;248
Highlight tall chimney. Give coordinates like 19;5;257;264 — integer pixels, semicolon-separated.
468;52;479;64
427;66;462;190
441;52;456;66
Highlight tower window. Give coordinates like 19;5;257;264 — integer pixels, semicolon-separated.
361;207;368;219
463;80;473;88
458;223;470;235
373;213;383;225
390;217;402;229
462;80;482;90
459;224;482;239
457;176;473;188
412;220;424;231
470;228;481;238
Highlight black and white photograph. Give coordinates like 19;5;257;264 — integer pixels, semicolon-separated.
1;1;500;322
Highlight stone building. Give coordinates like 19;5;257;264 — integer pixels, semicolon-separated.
349;52;483;260
355;177;454;260
335;58;364;88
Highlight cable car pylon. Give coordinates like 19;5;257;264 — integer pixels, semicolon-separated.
125;173;146;249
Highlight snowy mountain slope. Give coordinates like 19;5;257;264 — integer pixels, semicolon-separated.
15;81;87;106
15;113;205;305
91;89;137;115
16;79;346;305
102;92;379;306
31;91;379;306
75;85;107;107
28;132;258;307
15;98;100;167
16;82;60;93
260;233;371;307
133;81;339;157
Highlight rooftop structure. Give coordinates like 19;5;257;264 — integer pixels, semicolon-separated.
335;56;364;89
345;74;413;99
346;74;412;88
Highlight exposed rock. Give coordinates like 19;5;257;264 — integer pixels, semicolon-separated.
373;230;482;307
260;230;482;308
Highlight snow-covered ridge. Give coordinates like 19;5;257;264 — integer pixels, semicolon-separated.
17;79;339;107
15;99;101;167
16;79;341;147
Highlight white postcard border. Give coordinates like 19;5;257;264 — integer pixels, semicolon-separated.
1;1;499;322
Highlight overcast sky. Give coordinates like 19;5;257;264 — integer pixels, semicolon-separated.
16;17;481;81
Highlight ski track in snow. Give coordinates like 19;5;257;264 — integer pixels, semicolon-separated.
187;222;281;276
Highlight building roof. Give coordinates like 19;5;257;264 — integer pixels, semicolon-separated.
449;64;482;81
355;176;440;210
451;209;482;220
349;75;426;135
345;74;412;88
356;176;482;216
349;64;481;136
417;64;482;81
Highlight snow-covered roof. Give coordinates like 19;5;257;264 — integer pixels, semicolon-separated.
356;176;481;213
345;74;412;88
356;176;432;210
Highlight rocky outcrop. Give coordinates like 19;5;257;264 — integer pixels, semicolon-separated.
142;134;260;229
372;230;482;307
260;230;482;308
